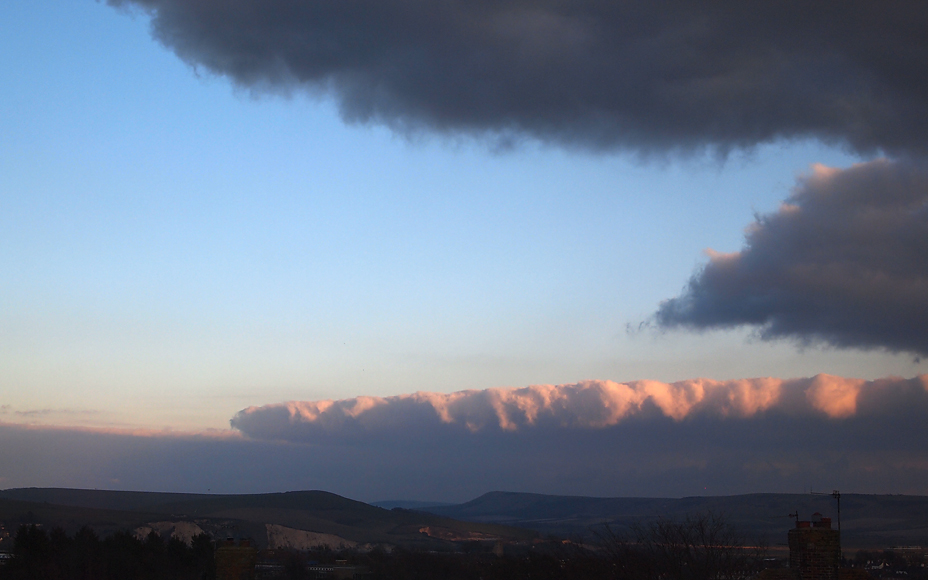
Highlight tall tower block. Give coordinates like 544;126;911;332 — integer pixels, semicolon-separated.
788;513;840;580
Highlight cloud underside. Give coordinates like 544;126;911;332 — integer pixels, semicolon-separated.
107;0;928;154
3;376;927;498
655;159;928;355
105;1;928;356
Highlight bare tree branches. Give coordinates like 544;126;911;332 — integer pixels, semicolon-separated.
598;512;766;580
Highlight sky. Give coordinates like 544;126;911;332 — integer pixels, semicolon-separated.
1;1;927;502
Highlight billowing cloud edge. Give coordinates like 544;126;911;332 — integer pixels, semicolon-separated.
106;0;928;155
230;375;928;441
655;158;928;355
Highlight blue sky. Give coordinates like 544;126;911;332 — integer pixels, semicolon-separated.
2;0;922;433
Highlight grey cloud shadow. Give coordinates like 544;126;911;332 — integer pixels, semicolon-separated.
4;401;927;502
106;0;928;156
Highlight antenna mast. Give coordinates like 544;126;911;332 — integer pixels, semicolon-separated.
810;489;841;533
832;489;841;534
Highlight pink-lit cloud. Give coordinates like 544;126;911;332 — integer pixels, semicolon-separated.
230;375;928;440
3;375;928;500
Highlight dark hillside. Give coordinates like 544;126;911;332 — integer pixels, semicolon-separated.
0;497;165;538
425;492;928;548
0;489;536;549
0;488;206;512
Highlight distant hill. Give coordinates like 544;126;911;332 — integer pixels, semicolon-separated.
422;491;928;548
372;500;454;510
0;488;536;550
0;487;207;512
5;488;926;551
0;496;174;542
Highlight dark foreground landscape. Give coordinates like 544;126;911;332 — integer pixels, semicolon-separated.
0;488;925;579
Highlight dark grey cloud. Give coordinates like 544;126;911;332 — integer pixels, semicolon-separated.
219;376;928;499
655;159;928;355
2;375;927;499
107;0;928;154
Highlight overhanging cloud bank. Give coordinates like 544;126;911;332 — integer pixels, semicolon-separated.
223;376;928;498
3;376;927;499
105;0;928;356
231;375;928;441
106;0;928;154
656;159;928;355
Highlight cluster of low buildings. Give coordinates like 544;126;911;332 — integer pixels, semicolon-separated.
0;521;12;565
215;538;371;580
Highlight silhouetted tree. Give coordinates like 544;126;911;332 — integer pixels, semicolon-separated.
1;526;215;580
599;512;765;580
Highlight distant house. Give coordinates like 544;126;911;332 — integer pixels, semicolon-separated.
216;538;259;580
307;559;371;579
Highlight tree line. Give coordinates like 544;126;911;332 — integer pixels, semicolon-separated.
0;512;765;580
0;524;215;580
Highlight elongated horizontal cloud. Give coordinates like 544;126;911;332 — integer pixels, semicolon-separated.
106;0;928;154
655;159;928;355
3;375;927;500
230;375;928;441
221;375;928;498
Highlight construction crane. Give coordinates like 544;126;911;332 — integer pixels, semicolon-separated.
810;489;841;534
